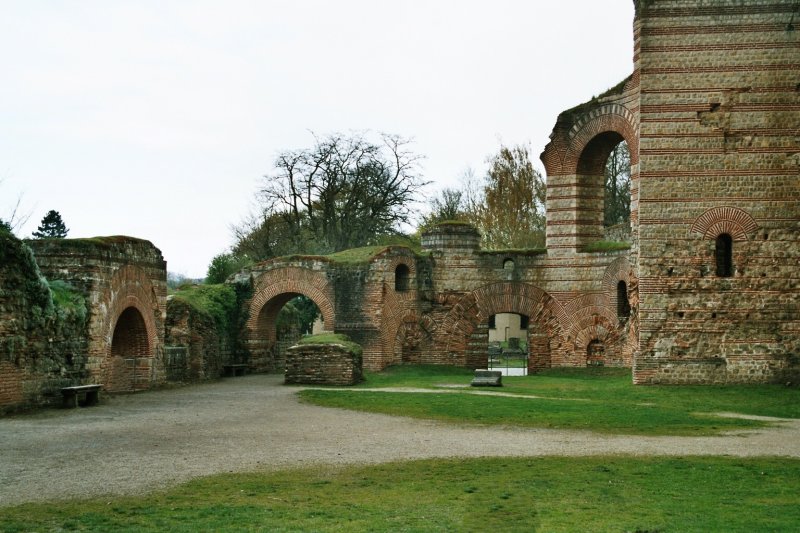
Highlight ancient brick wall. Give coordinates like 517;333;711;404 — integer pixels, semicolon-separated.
284;343;363;386
236;0;796;384
632;0;800;383
165;298;233;381
241;223;635;374
0;232;88;412
29;237;168;392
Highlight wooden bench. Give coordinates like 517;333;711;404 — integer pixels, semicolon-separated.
223;364;249;377
470;369;502;387
61;384;102;408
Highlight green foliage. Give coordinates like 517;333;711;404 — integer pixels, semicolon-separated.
276;296;318;337
171;284;237;335
300;366;800;436
582;240;632;253
298;333;363;357
2;457;798;532
205;253;253;284
47;280;87;322
0;230;54;318
0;218;11;234
31;209;69;239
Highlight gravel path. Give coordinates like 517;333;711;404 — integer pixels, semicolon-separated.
2;374;798;507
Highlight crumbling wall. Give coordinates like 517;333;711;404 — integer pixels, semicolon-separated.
29;237;168;392
0;231;88;412
164;284;239;381
284;337;363;386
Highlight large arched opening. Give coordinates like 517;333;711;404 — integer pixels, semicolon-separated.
252;292;326;372
107;306;151;392
440;282;568;373
576;132;632;246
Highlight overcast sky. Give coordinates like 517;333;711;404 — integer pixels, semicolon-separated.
1;1;634;278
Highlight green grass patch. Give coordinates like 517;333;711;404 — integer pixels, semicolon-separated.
581;240;632;252
170;283;237;333
299;366;800;436
325;245;390;264
2;456;798;532
47;279;87;320
298;333;363;357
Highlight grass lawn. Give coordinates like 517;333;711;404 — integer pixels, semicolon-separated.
2;456;798;532
299;366;800;436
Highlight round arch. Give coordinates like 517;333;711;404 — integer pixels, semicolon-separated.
439;282;568;372
98;265;161;392
246;266;336;371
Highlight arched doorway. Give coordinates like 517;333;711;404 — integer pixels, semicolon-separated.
108;306;151;392
252;292;325;372
488;313;530;375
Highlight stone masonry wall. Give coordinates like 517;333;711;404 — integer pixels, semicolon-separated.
0;232;89;412
165;297;233;381
633;0;800;383
284;343;363;386
28;237;168;392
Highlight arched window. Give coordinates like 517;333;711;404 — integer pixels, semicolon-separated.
503;258;515;271
586;340;605;366
395;264;410;291
617;280;630;319
715;233;733;277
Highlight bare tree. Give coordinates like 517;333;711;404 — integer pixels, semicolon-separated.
604;141;631;227
246;132;428;257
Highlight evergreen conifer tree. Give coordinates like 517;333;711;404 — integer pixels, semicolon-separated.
31;210;69;239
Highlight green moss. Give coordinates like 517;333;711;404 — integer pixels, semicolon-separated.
47;280;87;321
171;284;237;334
560;74;632;122
581;241;632;253
325;246;389;264
298;333;363;357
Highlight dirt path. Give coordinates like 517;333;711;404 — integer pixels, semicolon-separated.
1;374;798;507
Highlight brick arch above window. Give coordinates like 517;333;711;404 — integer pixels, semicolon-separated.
690;206;758;241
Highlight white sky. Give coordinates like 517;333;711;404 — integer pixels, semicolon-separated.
1;1;634;278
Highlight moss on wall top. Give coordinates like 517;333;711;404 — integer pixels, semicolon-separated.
170;284;237;334
0;231;54;318
27;236;165;266
297;333;363;357
559;75;632;124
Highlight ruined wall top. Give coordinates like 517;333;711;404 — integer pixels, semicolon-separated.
27;236;166;270
421;222;481;253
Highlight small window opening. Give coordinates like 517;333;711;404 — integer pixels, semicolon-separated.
394;264;410;291
715;233;733;277
503;258;515;271
520;315;530;329
617;280;631;319
587;340;605;366
488;314;497;329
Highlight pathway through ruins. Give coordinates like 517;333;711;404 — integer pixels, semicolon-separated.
2;374;798;506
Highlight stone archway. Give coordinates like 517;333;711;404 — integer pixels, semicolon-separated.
439;282;568;372
246;266;336;372
541;102;639;251
96;265;162;393
106;306;151;392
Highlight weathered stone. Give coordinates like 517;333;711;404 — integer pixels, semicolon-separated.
284;342;363;386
